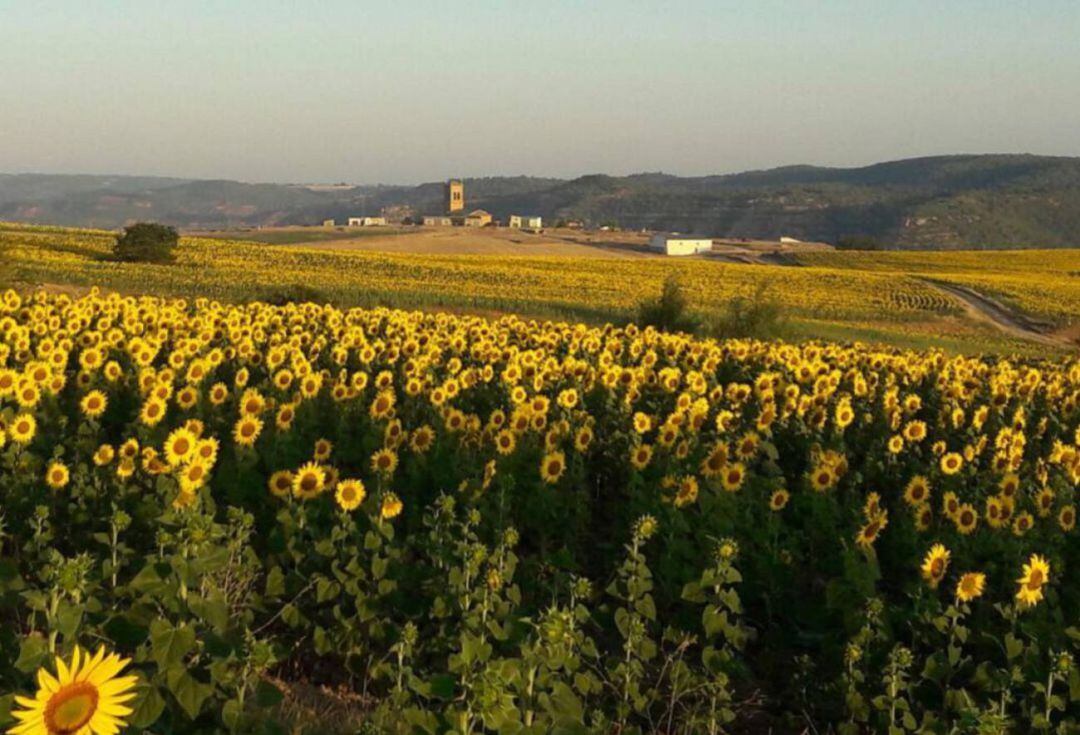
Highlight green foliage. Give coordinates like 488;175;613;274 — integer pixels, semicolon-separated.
112;222;178;263
0;288;1077;733
637;275;701;334
704;281;787;340
837;234;885;250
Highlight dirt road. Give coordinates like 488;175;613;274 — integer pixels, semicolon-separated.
922;279;1067;347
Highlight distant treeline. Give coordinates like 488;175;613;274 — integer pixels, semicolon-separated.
4;154;1080;249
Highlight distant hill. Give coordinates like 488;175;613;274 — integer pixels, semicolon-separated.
4;155;1080;248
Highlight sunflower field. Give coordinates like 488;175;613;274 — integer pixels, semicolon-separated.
0;287;1077;734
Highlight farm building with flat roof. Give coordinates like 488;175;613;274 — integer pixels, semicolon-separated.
649;233;713;256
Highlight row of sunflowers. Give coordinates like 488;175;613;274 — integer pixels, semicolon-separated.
3;220;1041;357
0;287;1076;733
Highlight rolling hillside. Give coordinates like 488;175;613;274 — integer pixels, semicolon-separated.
3;154;1080;248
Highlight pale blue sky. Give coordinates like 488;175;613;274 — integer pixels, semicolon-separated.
1;1;1078;183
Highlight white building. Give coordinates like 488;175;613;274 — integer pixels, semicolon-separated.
509;215;543;230
779;236;802;244
649;233;713;256
348;216;387;227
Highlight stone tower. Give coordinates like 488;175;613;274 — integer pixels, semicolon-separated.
445;179;464;213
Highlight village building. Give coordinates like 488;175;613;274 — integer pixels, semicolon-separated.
322;219;335;227
348;216;387;227
462;209;492;227
649;233;713;256
509;215;542;230
423;180;486;226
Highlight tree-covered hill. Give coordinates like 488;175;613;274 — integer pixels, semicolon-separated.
4;154;1080;248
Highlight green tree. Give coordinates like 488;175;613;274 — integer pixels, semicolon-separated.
637;275;700;334
113;222;179;263
836;234;883;251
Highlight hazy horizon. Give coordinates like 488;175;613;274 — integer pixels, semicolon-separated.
3;1;1079;184
3;150;1078;189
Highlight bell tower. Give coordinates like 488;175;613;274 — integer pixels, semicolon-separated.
445;179;464;213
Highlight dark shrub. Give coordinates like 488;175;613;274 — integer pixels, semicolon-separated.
113;222;179;264
705;281;787;340
637;275;701;334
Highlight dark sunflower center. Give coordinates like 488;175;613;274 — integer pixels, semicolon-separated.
44;681;99;734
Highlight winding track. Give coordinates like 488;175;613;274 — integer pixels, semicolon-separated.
920;279;1067;348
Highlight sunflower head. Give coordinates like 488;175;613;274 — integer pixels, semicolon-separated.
10;645;138;735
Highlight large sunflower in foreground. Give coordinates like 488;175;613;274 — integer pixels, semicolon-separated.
9;645;138;735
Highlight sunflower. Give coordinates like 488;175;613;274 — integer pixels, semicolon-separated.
954;503;978;535
1060;505;1076;532
809;465;835;493
369;390;396;420
335;479;366;511
955;572;986;603
292;462;326;500
633;514;658;540
942;491;961;520
178;461;209;493
1011;512;1033;537
985;496;1006;529
903;420;927;442
1036;488;1055;518
208;383;229;405
232;416;263;447
1015;554;1050;608
920;544;950;589
863;492;882;519
573;426;594;453
673;476;699;508
855;511;888;550
10;414;37;444
939;452;963;475
998;473;1020;499
239;389;266;416
903;476;930;507
720;463;745;493
494;429;517;456
92;444;115;467
275;404;296;431
115;460;135;481
193;439;219;466
138;398;166;427
540;451;566;484
410;425;435;453
268;470;294;499
769;489;790;511
371;448;399;477
79;391;107;419
9;645;138;735
557;388;578;409
163;427;197;467
45;461;70;490
630;444;653;470
632;412;652;434
380;492;404;520
313;439;333;462
174;386;198;411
